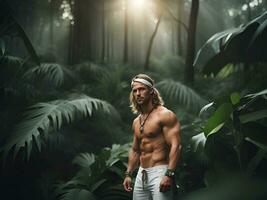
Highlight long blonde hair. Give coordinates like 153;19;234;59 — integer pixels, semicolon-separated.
129;74;164;114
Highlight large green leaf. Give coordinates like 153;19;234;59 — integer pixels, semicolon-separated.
157;79;208;112
239;109;267;123
246;149;266;177
57;143;129;200
245;89;267;98
90;179;107;192
105;143;130;167
247;12;267;62
194;11;267;76
242;122;267;151
72;153;95;168
203;103;233;137
0;95;117;160
23;63;72;88
193;28;238;71
230;92;240;105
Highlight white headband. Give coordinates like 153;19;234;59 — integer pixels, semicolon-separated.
131;78;153;88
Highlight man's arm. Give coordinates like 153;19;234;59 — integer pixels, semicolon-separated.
160;109;181;192
162;110;181;170
126;134;140;173
123;120;140;192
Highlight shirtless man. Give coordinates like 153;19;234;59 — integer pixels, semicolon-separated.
123;74;181;200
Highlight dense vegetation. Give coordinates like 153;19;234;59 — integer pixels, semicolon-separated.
0;0;267;199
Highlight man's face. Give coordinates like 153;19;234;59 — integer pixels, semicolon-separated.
132;82;152;105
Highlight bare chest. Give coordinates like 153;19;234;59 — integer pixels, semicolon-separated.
134;116;162;139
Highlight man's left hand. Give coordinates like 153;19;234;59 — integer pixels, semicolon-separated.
159;176;172;192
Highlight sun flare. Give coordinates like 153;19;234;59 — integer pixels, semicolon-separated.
131;0;146;9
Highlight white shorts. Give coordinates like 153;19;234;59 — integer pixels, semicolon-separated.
133;165;173;200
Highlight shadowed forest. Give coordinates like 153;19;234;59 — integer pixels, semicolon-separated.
0;0;267;199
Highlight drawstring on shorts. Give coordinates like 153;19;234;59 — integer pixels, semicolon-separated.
141;169;148;190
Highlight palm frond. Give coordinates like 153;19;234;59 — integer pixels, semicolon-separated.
72;153;95;168
157;79;208;113
74;62;108;84
0;94;118;161
23;63;73;88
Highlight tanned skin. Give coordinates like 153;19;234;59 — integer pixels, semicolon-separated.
123;82;181;193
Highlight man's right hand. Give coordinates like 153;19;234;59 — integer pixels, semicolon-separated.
123;177;133;192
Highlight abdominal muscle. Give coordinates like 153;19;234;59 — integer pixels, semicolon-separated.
139;137;169;168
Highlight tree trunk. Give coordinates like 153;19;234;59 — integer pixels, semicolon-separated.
68;0;93;64
184;0;199;85
101;0;105;63
49;0;54;51
246;1;251;21
123;0;128;63
177;0;183;57
144;14;162;70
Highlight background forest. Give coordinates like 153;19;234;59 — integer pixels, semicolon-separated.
0;0;267;199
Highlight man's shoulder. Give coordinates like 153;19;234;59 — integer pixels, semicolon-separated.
156;106;177;123
156;106;174;116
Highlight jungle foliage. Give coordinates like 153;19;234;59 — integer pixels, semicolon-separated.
0;0;267;200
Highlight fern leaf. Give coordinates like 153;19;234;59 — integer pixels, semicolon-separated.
1;95;117;161
72;153;95;168
23;63;72;88
157;79;208;112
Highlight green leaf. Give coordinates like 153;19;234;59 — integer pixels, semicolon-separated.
204;103;233;137
199;102;214;117
194;28;239;71
72;153;95;168
208;122;225;136
245;89;267;98
246;149;266;177
157;79;208;113
239;109;267;123
105;143;130;167
23;63;69;88
230;92;241;105
190;132;206;152
245;137;267;152
0;95;117;161
90;179;107;192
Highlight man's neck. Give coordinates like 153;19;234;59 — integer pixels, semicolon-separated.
140;102;154;114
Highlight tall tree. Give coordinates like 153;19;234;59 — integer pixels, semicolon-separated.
101;0;106;63
177;0;183;56
68;0;94;64
144;13;162;70
49;0;54;53
184;0;199;84
123;0;128;63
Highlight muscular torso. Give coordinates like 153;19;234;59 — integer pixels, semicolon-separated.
133;107;169;168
